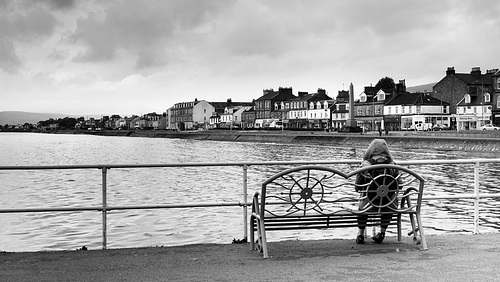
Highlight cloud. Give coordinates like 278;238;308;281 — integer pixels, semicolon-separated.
0;0;62;73
70;0;228;71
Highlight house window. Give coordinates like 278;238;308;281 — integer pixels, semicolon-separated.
360;93;367;103
485;93;490;103
377;91;385;101
274;103;279;110
309;102;314;109
465;94;471;104
388;107;391;114
497;78;500;90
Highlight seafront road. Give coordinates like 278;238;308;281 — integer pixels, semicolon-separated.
1;233;499;281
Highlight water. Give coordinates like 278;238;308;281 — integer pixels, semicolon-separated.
1;132;500;252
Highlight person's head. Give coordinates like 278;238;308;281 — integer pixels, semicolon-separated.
363;139;392;161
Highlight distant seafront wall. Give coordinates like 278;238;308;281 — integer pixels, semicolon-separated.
69;130;500;153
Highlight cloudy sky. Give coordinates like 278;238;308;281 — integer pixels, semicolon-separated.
1;0;500;116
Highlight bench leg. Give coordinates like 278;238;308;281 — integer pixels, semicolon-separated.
397;214;402;243
416;212;428;250
259;220;269;258
250;215;255;251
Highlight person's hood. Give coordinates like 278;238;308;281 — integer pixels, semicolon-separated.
363;139;393;161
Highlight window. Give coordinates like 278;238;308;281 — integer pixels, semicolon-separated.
485;93;490;103
360;93;367;103
309;102;314;109
465;94;471;104
497;78;500;90
274;103;279;110
377;91;385;101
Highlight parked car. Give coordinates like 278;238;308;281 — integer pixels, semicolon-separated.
432;124;449;131
410;123;432;131
481;124;500;130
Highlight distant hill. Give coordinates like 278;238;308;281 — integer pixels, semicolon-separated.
0;111;79;125
406;82;437;93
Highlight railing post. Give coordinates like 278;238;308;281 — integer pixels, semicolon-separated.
101;166;108;249
242;164;248;241
473;162;480;234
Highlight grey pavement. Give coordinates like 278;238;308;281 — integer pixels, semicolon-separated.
1;233;500;282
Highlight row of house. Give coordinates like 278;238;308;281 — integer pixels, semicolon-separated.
164;67;500;131
63;66;498;132
75;112;165;131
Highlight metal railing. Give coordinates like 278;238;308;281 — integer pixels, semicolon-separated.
1;158;500;249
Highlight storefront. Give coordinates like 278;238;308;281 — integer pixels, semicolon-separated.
456;115;478;131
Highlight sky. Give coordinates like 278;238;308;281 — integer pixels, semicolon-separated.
1;0;500;117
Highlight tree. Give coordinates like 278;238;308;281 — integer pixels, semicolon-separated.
375;77;395;91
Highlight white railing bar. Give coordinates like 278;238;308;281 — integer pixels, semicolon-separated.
0;202;250;213
3;192;500;214
101;167;108;249
474;162;480;233
242;164;248;242
2;158;500;171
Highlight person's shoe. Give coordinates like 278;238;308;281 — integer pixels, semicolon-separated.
372;232;385;243
356;234;365;244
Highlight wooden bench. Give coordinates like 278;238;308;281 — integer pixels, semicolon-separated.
250;164;427;258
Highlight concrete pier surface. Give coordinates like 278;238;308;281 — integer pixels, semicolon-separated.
1;233;499;282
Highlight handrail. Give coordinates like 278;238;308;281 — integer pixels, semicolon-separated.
1;158;500;250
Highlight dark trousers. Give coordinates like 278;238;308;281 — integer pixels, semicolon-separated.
357;213;393;230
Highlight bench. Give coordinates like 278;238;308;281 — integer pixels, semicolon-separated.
250;164;427;258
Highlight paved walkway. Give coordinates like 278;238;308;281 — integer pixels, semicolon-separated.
1;233;499;282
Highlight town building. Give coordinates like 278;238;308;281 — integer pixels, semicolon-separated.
254;87;296;128
493;70;500;124
385;92;450;131
331;90;349;130
241;107;256;129
305;89;333;130
219;105;253;129
433;67;498;130
354;86;387;131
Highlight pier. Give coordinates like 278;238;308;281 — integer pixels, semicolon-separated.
2;233;499;281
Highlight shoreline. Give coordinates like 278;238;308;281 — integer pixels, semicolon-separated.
40;129;500;152
2;233;500;281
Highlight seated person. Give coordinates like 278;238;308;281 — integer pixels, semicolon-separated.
355;139;399;244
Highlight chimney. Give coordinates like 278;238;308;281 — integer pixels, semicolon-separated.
471;67;481;77
446;67;455;76
317;88;326;95
278;87;293;96
298;91;308;97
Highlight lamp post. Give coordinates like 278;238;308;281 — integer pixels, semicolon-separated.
372;96;375;131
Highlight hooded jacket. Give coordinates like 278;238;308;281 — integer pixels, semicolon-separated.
355;139;397;192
